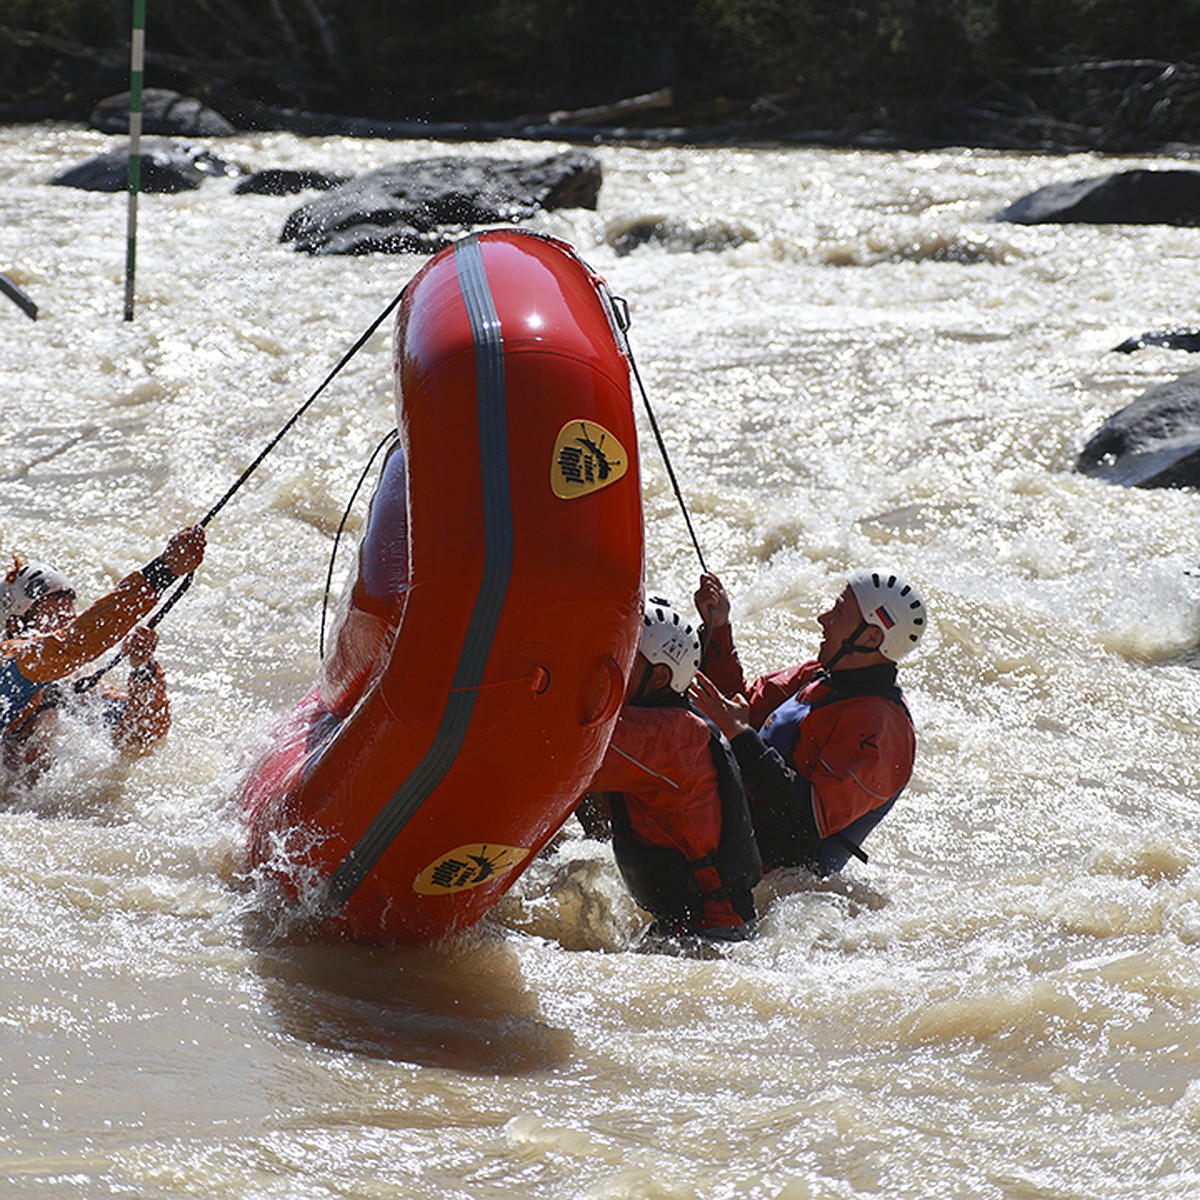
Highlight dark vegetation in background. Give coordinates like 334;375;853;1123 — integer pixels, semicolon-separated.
3;0;1200;148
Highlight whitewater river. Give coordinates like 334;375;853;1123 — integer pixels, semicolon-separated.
2;123;1200;1199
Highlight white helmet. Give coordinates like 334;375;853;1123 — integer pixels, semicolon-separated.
641;596;702;693
1;560;76;620
846;568;927;661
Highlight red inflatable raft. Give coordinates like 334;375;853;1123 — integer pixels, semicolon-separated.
239;229;644;944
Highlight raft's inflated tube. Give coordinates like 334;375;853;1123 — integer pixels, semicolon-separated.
240;230;643;943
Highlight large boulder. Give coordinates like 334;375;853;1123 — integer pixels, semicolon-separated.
51;139;243;192
1078;369;1200;488
91;89;237;137
280;151;602;255
995;169;1200;225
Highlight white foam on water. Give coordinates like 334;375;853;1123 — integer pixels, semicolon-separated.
3;127;1200;1198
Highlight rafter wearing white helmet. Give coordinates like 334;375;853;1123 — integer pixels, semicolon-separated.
846;568;926;662
640;597;702;694
1;560;76;622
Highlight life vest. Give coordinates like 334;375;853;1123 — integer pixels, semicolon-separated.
0;655;54;741
760;689;817;757
758;671;908;874
609;696;762;929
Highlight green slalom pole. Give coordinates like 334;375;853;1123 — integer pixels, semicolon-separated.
123;0;146;322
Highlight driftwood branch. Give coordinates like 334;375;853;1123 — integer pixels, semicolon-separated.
210;88;684;143
544;88;674;126
1022;58;1193;76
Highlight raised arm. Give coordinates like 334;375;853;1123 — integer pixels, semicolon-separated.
14;526;205;683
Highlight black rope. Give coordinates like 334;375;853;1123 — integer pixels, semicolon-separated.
319;427;399;660
73;280;411;695
200;281;408;531
69;574;193;695
620;308;716;663
625;328;709;576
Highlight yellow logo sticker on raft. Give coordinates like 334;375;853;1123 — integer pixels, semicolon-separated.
414;843;531;895
551;420;628;499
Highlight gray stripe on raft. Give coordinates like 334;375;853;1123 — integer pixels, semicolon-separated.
326;234;514;909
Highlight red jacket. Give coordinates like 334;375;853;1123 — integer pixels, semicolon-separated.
703;624;914;844
592;703;725;860
590;701;757;930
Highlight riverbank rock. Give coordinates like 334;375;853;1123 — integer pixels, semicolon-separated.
1078;369;1200;488
995;169;1200;225
234;169;349;196
51;140;244;192
88;88;236;137
280;151;602;254
1114;328;1200;353
90;89;237;137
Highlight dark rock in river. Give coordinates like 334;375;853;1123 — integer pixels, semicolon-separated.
995;169;1200;225
280;152;602;254
91;89;237;137
51;140;244;193
234;169;350;196
605;215;756;256
1078;369;1200;488
1114;328;1200;353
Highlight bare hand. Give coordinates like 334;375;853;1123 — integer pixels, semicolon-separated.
694;571;730;630
688;670;751;740
123;624;158;667
162;525;206;576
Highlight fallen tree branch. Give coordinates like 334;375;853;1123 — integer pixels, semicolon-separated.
544;88;674;126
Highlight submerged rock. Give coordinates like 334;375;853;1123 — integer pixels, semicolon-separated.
605;215;756;256
1078;369;1200;488
995;169;1200;225
1113;328;1200;353
91;89;237;137
280;151;602;254
51;139;243;193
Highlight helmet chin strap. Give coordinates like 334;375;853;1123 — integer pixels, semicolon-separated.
631;658;663;704
822;619;875;672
